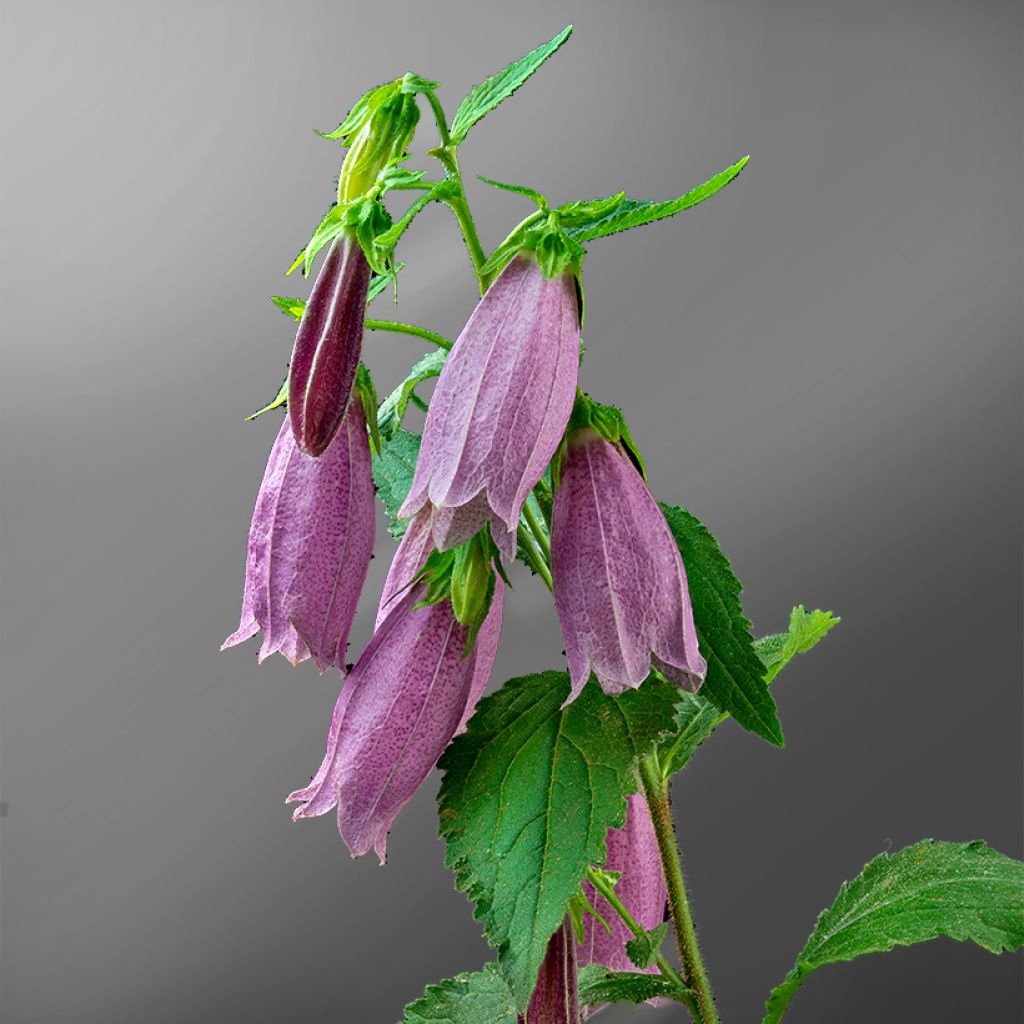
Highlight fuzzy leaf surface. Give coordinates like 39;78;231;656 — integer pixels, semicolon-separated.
371;428;420;537
438;672;680;1009
577;966;685;1007
660;504;783;746
398;963;517;1024
763;840;1024;1024
756;605;840;683
450;26;572;143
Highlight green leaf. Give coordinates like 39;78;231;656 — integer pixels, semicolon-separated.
270;295;306;320
375;180;459;252
371;428;420;537
398;963;517;1024
625;922;669;969
578;965;686;1007
438;672;680;1009
477;175;547;208
756;605;840;684
245;378;288;421
661;503;783;746
764;841;1024;1024
566;157;749;242
449;26;573;143
377;349;447;440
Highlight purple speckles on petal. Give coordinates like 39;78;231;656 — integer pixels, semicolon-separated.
519;919;580;1024
399;254;579;544
551;429;706;701
222;400;375;674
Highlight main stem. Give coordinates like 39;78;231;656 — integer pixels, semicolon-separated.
639;755;719;1024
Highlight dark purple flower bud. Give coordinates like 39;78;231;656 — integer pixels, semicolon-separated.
551;429;706;701
579;794;667;980
288;233;371;456
286;576;504;862
222;399;375;672
519;920;580;1024
399;253;580;556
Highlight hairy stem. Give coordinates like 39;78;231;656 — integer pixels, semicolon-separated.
364;318;452;350
639;755;719;1024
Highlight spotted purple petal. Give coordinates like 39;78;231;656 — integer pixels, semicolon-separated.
288;233;371;457
551;429;706;701
520;919;580;1024
399;253;580;555
222;400;375;673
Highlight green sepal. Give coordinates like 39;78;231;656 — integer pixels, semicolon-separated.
245;378;288;421
477;175;547;208
555;393;646;484
449;26;573;143
555;191;627;227
625;921;670;969
269;295;306;320
374;179;460;253
568;888;614;944
315;80;395;141
478;209;585;283
399;72;438;95
564;156;750;242
286;195;394;278
354;363;381;455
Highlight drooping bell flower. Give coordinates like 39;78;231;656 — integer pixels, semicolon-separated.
222;397;375;673
286;575;504;862
399;252;581;558
579;794;667;986
520;919;580;1024
287;233;371;456
551;415;706;702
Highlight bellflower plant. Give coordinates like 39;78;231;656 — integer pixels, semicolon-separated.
225;26;1024;1024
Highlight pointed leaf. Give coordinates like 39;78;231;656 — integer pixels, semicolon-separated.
450;26;573;143
377;349;447;440
756;605;840;684
438;672;680;1009
399;963;517;1024
567;157;748;242
763;840;1024;1024
625;922;669;969
660;503;783;746
577;966;687;1007
371;428;421;537
245;378;288;421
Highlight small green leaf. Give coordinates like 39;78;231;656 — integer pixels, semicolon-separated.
757;606;840;684
578;965;687;1007
375;180;459;252
438;672;680;1009
398;963;517;1024
377;349;447;440
625;921;670;969
245;378;288;421
449;26;573;143
371;428;420;537
477;175;547;208
270;295;306;320
566;157;749;242
764;840;1024;1024
661;504;783;746
367;262;404;303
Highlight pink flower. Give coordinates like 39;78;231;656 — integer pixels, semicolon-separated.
222;399;374;672
288;234;371;456
399;253;580;557
551;428;706;701
520;919;580;1024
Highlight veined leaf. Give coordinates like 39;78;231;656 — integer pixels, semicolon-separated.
566;157;748;242
449;26;573;143
371;428;420;537
661;503;783;746
660;605;838;777
578;965;687;1007
398;963;517;1024
438;672;680;1009
377;349;447;440
764;840;1024;1024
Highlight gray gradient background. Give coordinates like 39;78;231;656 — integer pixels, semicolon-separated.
1;1;1021;1021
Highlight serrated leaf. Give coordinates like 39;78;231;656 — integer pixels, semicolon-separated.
566;157;748;242
377;349;447;440
398;963;517;1024
438;672;680;1009
661;504;783;746
625;922;669;969
449;26;573;143
371;428;420;537
577;965;686;1007
764;840;1024;1024
757;605;840;684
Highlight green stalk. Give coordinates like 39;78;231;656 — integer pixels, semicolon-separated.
639;754;719;1024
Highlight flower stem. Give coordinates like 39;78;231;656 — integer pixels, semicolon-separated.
364;318;452;350
517;521;553;591
522;498;551;561
638;754;719;1024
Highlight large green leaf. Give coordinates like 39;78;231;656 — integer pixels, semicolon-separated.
661;504;783;746
449;26;573;143
565;157;748;242
377;349;447;440
398;963;517;1024
371;428;420;537
659;606;839;777
763;840;1024;1024
438;672;680;1009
